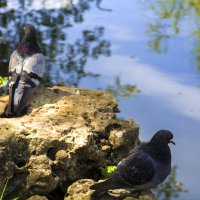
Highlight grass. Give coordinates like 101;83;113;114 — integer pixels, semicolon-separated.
0;178;9;200
0;178;19;200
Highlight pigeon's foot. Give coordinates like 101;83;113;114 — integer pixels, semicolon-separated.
17;106;28;117
0;112;14;118
0;112;6;118
0;107;28;118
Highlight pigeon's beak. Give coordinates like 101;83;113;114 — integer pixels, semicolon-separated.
169;140;175;145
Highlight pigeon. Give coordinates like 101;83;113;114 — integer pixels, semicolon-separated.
90;130;175;191
2;24;45;117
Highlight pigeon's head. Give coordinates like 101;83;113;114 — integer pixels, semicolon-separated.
17;24;41;55
23;24;36;36
150;130;175;146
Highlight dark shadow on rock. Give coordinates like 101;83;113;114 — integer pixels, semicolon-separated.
0;135;30;199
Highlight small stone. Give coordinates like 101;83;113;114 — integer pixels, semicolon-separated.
27;195;48;200
101;145;110;151
138;191;157;200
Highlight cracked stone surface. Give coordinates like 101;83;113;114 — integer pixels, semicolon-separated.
0;86;139;199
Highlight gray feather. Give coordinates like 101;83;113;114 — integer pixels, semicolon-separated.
90;178;118;191
23;53;45;78
9;50;45;78
9;50;23;74
13;82;37;115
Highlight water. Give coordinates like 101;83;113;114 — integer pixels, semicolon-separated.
0;0;200;199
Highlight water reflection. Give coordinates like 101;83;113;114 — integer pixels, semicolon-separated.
143;0;200;69
0;0;111;87
0;0;140;99
106;76;140;99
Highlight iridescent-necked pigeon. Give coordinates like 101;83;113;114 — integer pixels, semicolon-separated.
3;24;45;117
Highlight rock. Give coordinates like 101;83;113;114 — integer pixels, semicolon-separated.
65;179;94;200
0;95;7;114
27;195;48;200
65;179;157;200
0;87;139;199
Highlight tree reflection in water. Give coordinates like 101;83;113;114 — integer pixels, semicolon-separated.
0;0;139;98
143;0;200;70
0;1;188;199
155;166;188;200
106;77;140;99
0;0;111;86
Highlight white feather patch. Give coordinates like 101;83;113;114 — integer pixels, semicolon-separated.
23;53;45;77
8;51;45;78
9;50;23;73
31;78;40;86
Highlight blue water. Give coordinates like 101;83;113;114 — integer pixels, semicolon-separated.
1;0;200;199
78;1;200;199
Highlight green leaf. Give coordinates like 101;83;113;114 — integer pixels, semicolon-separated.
0;77;7;87
100;166;117;179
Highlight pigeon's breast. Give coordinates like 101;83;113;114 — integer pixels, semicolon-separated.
152;160;171;183
133;161;171;191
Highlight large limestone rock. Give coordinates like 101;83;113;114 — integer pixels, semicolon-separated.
0;87;139;199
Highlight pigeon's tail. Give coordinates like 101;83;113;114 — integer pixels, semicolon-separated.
4;88;13;116
3;81;35;117
3;79;19;117
90;178;118;191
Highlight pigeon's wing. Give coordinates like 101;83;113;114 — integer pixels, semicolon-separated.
90;150;156;191
3;51;22;116
8;51;23;85
8;51;23;74
12;53;45;115
23;53;45;86
113;150;156;186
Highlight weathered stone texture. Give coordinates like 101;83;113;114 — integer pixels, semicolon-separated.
0;87;139;199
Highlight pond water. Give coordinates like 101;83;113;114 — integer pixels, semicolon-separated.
0;0;200;199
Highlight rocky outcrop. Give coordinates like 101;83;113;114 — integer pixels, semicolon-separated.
0;87;140;199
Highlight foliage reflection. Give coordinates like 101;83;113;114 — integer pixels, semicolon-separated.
143;0;200;69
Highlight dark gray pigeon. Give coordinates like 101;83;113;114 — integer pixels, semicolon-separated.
3;24;45;117
90;130;175;191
